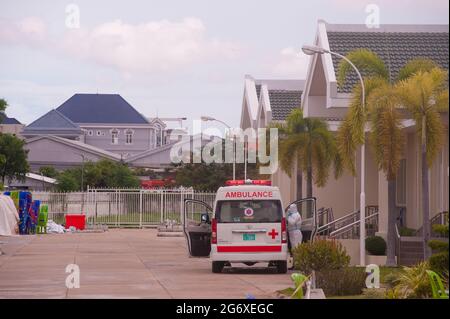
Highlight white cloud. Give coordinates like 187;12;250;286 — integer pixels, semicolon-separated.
62;18;240;73
0;17;47;46
271;47;310;78
0;17;240;74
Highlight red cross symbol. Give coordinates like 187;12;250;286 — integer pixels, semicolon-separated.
268;229;278;239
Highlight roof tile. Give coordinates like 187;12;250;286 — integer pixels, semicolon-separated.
327;31;449;92
56;94;149;124
268;90;302;121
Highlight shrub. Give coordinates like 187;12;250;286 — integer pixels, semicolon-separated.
399;227;416;237
365;236;386;256
429;251;449;276
292;239;350;274
383;272;399;288
316;267;366;296
393;261;432;299
428;218;449;277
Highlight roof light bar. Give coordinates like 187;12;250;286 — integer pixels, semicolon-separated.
225;180;272;186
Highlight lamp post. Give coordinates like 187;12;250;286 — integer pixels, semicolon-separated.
75;153;86;213
302;44;366;266
201;116;236;180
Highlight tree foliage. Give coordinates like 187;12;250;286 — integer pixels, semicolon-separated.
56;160;140;191
39;166;60;179
173;160;260;192
0;133;29;184
276;108;342;196
0;98;7;123
396;68;448;166
172;138;262;192
336;48;448;262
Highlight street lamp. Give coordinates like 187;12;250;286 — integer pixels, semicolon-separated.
75;153;86;213
302;44;367;266
200;116;236;180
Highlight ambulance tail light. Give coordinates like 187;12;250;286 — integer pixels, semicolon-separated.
211;218;217;244
281;217;287;244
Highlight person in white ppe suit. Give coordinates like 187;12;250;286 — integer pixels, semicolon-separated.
287;204;303;249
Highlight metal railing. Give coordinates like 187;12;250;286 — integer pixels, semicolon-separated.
410;211;449;238
329;212;379;239
395;223;402;265
316;206;379;239
317;207;334;228
31;189;216;227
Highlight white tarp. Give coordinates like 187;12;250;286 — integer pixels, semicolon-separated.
0;195;19;236
46;220;66;234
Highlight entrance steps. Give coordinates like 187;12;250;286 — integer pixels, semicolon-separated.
397;238;424;266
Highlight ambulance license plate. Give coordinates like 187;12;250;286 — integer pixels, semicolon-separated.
243;233;256;241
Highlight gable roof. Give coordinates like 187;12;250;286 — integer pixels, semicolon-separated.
1;116;22;125
268;89;303;121
25;173;57;184
240;76;305;129
325;23;449;93
56;93;149;124
25;135;122;161
22;109;82;136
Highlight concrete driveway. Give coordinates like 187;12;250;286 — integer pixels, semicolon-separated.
0;229;293;298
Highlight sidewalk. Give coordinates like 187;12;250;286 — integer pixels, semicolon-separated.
0;229;293;298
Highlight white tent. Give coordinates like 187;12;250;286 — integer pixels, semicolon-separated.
0;195;19;236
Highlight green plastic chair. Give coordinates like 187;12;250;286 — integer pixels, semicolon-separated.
36;205;48;234
291;273;309;299
426;270;449;299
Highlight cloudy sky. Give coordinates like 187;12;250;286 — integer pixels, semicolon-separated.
1;0;448;130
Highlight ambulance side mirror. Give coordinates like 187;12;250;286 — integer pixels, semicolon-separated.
200;213;210;224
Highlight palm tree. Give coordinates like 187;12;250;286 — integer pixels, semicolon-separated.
396;68;448;259
336;49;446;265
367;83;406;266
276;108;342;200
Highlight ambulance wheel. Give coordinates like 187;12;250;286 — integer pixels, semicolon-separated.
212;261;224;273
276;261;287;274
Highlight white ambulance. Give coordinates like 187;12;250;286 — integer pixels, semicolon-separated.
183;180;317;273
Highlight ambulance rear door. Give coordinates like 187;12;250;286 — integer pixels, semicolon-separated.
183;199;213;257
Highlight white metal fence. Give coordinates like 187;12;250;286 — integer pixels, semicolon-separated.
31;189;216;227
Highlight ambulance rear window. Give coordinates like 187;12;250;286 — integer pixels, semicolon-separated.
215;200;282;223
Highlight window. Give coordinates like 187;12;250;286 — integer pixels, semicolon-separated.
215;200;282;223
111;129;119;144
125;129;133;144
87;130;93;136
96;130;102;136
155;125;162;147
396;159;407;207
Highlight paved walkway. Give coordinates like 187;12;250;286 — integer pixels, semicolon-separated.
0;229;293;298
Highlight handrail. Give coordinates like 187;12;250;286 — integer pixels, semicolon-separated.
395;223;401;239
317;210;359;231
414;211;448;237
317;207;334;227
316;206;379;238
395;223;402;266
329;212;379;238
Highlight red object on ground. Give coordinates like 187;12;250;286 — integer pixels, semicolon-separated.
65;214;86;230
141;179;175;189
